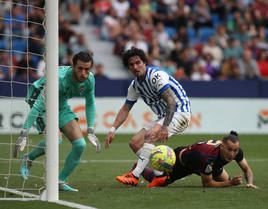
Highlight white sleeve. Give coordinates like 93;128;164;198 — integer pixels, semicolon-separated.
126;81;138;104
150;71;170;93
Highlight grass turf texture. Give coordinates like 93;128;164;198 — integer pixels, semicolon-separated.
0;134;267;209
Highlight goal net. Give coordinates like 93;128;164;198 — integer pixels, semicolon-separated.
0;0;55;200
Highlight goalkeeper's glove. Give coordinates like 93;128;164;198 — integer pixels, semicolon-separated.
13;129;27;158
87;127;101;153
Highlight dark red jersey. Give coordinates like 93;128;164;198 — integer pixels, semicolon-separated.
174;139;243;176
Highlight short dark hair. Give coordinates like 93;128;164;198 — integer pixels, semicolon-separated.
72;51;94;68
122;47;148;67
223;131;240;144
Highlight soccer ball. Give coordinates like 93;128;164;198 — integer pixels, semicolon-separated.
149;145;176;172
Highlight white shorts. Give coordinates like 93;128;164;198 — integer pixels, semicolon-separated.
144;112;191;137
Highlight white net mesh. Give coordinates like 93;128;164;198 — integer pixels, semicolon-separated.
0;0;46;199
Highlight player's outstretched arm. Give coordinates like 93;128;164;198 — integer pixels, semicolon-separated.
105;103;133;149
159;88;176;142
201;173;243;187
238;158;259;189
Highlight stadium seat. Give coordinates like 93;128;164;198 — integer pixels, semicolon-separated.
211;14;221;28
164;27;176;39
12;38;27;52
186;27;196;40
186;27;197;47
198;27;215;43
0;40;7;50
31;55;41;68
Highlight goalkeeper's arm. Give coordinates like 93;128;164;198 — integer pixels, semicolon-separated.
84;87;101;152
13;106;41;158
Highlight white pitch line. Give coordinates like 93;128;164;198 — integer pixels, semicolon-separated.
80;159;136;163
247;159;268;162
1;159;267;165
77;159;268;163
0;186;39;198
0;187;97;209
57;200;97;209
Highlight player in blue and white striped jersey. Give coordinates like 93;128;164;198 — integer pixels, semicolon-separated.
105;47;191;186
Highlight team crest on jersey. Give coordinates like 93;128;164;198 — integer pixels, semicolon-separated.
258;110;268;128
79;86;85;93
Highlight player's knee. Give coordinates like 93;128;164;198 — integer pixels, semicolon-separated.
129;139;137;150
72;138;86;155
129;136;142;151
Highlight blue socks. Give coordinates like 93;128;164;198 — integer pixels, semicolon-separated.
59;138;86;182
28;138;62;161
27;137;86;182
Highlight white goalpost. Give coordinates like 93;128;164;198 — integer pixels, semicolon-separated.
0;0;58;202
45;0;59;202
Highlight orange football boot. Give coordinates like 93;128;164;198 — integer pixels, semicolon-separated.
146;176;168;188
116;172;139;186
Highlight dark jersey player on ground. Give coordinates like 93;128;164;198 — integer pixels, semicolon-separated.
140;131;258;188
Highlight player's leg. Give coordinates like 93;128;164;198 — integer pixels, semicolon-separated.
20;90;60;179
131;124;162;177
135;112;190;176
115;129;146;185
147;155;191;188
59;118;86;192
116;123;162;186
20;129;63;179
129;113;190;185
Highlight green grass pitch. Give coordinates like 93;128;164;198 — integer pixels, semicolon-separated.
0;133;268;209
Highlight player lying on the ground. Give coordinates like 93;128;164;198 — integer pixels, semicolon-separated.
13;51;100;192
105;47;191;186
138;131;258;188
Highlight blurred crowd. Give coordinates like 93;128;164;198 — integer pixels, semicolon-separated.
1;0;268;82
0;0;96;82
87;0;268;80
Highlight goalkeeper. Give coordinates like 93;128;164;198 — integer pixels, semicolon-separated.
13;51;101;192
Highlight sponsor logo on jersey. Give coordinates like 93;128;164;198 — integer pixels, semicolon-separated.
205;164;212;174
258;110;268;128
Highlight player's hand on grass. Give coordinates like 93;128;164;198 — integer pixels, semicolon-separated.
105;131;115;149
230;174;243;186
87;127;101;153
13;129;27;158
246;184;258;189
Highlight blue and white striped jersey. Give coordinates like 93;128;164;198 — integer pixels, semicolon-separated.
126;66;191;118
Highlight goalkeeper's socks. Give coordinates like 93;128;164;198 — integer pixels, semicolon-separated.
59;138;86;182
28;138;62;161
132;143;155;178
23;107;40;131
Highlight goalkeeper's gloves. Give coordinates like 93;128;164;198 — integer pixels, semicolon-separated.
87;127;101;153
13;129;27;158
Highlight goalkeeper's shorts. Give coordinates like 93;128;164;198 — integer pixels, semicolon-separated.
59;104;78;128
